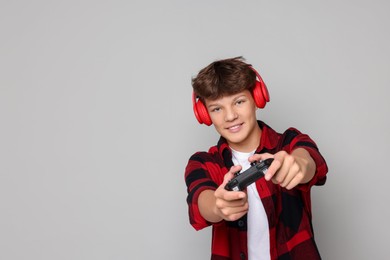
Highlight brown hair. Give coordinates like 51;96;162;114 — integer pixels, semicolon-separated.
192;56;256;100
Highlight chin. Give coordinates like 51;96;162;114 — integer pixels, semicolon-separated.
224;134;246;145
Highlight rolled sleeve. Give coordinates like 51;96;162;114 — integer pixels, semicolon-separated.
185;153;219;230
286;128;328;192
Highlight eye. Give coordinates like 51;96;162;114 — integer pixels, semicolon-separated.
236;99;245;105
210;107;221;112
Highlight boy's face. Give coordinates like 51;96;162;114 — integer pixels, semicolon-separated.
205;90;260;152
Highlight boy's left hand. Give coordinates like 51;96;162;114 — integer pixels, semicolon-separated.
249;148;316;190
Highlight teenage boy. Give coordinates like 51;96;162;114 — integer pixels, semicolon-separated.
184;57;328;260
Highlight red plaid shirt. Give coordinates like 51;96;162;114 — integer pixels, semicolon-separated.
185;121;328;260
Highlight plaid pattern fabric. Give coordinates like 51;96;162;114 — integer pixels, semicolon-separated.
185;121;328;260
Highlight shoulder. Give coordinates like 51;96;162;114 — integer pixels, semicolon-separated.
260;121;315;152
259;120;302;136
258;121;303;150
280;127;304;143
280;127;320;150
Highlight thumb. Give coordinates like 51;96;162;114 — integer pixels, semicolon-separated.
222;165;242;185
249;152;274;163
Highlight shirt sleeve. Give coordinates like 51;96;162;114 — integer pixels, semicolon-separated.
184;152;220;231
281;128;328;192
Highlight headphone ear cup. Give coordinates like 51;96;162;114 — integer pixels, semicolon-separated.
250;67;270;108
192;92;212;126
261;80;270;103
196;100;212;126
252;80;266;108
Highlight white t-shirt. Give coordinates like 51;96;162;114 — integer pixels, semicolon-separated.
231;148;270;260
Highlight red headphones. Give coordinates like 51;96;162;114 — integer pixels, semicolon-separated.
192;67;270;126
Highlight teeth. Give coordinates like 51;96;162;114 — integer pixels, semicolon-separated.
230;125;240;130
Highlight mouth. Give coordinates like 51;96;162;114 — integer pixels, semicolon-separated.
226;123;243;132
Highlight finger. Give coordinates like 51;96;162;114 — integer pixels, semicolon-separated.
219;201;249;215
216;165;245;201
224;208;249;221
280;161;299;188
216;197;248;210
222;189;247;201
222;165;242;184
272;153;294;184
264;157;282;181
285;174;303;190
248;152;273;163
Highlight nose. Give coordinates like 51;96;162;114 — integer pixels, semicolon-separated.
224;107;238;122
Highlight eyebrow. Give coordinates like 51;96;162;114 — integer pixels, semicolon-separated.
206;94;247;108
206;102;219;109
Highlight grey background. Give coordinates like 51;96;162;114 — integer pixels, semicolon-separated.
1;0;389;259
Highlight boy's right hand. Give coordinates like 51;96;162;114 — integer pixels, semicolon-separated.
213;165;249;221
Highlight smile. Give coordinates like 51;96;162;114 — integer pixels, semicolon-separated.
226;123;243;132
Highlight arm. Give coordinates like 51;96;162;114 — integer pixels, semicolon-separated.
250;148;316;190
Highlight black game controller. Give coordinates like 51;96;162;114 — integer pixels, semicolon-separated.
225;158;274;191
